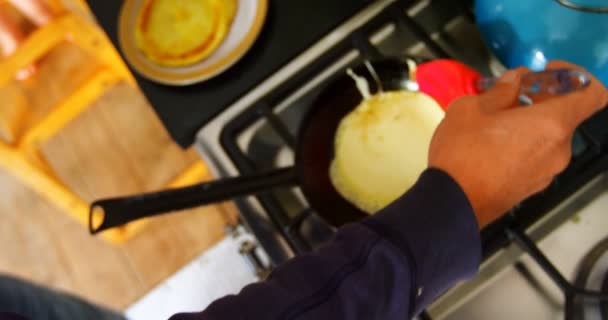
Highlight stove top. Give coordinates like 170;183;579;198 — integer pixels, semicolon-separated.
435;172;608;319
198;0;494;262
195;0;608;318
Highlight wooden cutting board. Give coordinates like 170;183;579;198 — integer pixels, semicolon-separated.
39;80;200;202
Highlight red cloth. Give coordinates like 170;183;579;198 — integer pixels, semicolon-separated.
416;60;482;110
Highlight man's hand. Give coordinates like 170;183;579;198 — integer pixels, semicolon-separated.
429;61;608;228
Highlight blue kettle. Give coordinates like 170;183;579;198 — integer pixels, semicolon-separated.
475;0;608;86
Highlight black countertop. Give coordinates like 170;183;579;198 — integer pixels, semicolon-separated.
88;0;371;148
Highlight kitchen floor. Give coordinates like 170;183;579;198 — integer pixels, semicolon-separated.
0;39;237;311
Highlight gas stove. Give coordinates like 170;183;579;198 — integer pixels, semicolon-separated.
194;0;608;318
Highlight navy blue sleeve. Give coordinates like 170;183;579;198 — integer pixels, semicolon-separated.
170;168;482;320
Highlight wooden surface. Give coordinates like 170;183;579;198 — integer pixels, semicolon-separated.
40;80;199;202
0;36;239;310
0;167;238;310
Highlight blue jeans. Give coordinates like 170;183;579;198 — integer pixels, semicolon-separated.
0;274;126;320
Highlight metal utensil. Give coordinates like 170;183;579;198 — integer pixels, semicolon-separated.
477;68;591;95
477;69;591;105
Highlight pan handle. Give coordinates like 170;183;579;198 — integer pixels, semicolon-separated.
89;167;298;234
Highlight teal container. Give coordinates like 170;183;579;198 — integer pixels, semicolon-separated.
475;0;608;85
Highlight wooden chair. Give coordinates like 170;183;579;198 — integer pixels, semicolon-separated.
0;4;207;244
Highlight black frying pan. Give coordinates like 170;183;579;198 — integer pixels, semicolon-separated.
89;57;427;234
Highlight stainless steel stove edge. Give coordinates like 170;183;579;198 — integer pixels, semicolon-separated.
428;172;608;318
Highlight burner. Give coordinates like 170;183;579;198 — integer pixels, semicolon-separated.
569;237;608;319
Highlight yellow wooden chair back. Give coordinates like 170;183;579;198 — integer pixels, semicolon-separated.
0;5;210;244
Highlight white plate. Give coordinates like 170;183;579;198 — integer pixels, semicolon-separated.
118;0;268;86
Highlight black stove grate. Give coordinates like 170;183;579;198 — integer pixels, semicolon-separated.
508;228;608;320
218;0;608;318
220;0;474;259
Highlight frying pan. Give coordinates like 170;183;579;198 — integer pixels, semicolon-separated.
89;57;429;234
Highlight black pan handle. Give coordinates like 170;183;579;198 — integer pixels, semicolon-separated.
89;167;298;234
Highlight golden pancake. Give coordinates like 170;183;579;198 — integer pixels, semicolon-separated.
135;0;232;67
330;91;445;214
224;0;238;24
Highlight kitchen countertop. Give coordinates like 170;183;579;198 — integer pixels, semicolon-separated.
87;0;371;148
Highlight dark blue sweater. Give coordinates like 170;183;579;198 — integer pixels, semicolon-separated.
171;169;482;320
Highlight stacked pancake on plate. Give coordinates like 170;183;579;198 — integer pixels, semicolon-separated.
135;0;238;67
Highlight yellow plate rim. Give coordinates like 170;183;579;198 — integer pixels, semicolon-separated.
118;0;268;86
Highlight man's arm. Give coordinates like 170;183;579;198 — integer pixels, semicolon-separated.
171;169;480;320
171;61;607;320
